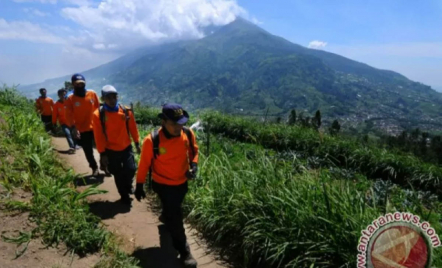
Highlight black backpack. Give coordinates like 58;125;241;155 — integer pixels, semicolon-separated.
99;104;130;141
148;127;195;190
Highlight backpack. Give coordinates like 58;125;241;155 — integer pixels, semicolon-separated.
148;127;195;190
99;104;130;141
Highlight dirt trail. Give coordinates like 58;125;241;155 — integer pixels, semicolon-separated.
52;137;227;268
0;191;100;268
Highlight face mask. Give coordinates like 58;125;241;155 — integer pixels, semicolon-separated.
74;85;86;97
103;101;120;112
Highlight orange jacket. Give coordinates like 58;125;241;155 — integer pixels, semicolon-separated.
52;101;67;125
92;106;140;153
65;90;100;133
35;97;54;116
136;127;199;186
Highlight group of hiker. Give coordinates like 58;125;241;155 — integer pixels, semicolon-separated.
34;73;199;268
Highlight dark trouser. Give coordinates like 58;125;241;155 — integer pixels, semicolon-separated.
61;125;75;149
106;145;137;198
152;180;189;254
41;115;52;132
77;131;98;169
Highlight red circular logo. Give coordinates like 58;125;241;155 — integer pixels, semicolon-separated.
367;223;431;268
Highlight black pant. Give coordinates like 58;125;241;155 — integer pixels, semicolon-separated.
152;180;189;254
106;145;137;198
77;131;98;169
41;115;52;132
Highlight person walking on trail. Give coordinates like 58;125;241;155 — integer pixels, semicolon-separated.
92;85;141;205
52;89;77;154
65;73;100;176
35;88;54;133
134;103;199;268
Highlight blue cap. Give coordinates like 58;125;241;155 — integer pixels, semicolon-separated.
158;103;189;124
71;73;86;84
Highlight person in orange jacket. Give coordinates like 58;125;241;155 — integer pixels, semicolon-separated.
135;103;199;268
92;85;141;204
65;73;100;176
35;88;54;133
52;88;77;154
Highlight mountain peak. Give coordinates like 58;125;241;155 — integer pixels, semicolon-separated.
213;17;267;36
230;17;257;26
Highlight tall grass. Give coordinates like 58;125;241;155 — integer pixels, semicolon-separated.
198;112;442;198
133;125;442;267
186;152;378;267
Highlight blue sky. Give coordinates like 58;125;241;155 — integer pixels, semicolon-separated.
0;0;441;90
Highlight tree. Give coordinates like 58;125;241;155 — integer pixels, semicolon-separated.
312;110;322;130
329;120;341;136
431;136;442;164
276;117;282;124
398;131;409;148
411;128;421;142
420;132;430;156
64;81;73;90
288;109;297;125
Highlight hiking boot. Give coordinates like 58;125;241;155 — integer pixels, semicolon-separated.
68;148;75;154
119;195;132;205
104;168;112;177
92;168;99;177
180;251;197;268
158;213;165;223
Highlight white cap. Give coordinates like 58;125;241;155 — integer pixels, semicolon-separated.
101;85;118;96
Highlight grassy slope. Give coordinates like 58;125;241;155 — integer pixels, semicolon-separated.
0;87;139;268
201;112;442;197
134;107;442;197
135;107;442;267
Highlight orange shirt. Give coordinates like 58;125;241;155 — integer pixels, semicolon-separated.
65;90;100;133
35;97;54;116
92;106;140;153
136;127;199;186
52;101;67;125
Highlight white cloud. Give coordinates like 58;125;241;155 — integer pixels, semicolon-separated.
23;8;49;17
308;40;328;49
0;19;65;44
93;43;106;50
61;0;247;51
251;17;263;25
